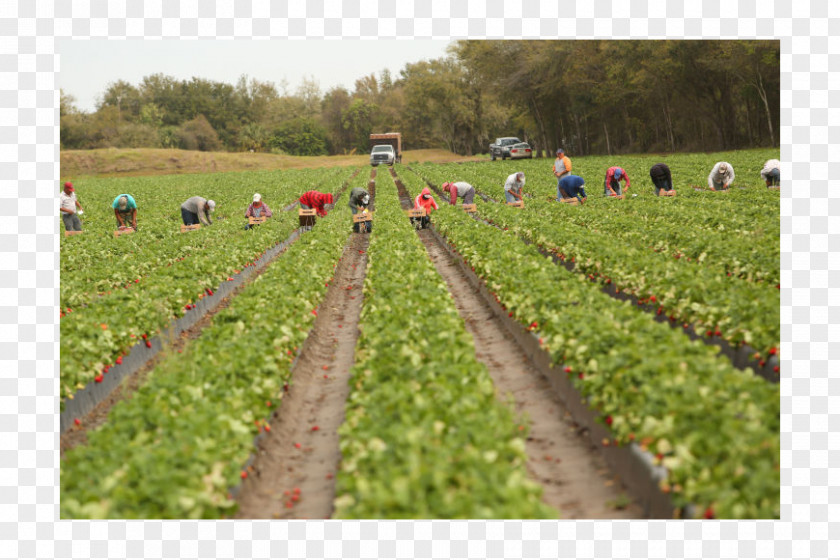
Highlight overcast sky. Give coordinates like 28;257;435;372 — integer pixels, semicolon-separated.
58;39;453;112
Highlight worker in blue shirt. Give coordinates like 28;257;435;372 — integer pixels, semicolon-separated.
112;194;138;229
557;174;587;204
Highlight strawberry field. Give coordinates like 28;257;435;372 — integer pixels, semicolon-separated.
60;149;780;520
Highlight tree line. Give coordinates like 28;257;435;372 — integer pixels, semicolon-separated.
60;40;779;157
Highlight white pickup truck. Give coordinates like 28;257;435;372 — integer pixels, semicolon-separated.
370;144;396;166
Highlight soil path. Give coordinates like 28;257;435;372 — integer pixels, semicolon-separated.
417;229;642;519
234;233;370;519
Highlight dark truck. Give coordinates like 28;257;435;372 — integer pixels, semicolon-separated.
369;132;402;165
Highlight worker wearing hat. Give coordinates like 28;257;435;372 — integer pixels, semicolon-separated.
604;166;630;197
112;193;138;229
244;193;273;229
348;187;372;233
707;162;734;191
59;181;84;232
503;172;526;203
180;196;216;226
760;159;780;188
412;187;438;229
553;149;572;191
441;181;476;205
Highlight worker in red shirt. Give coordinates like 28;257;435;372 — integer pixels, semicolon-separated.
299;191;334;217
604;166;630;197
412;187;438;229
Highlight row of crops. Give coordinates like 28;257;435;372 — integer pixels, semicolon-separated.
61;149;780;519
59;167;350;404
395;164;780;519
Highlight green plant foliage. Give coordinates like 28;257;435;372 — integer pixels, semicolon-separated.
334;171;556;519
396;165;780;519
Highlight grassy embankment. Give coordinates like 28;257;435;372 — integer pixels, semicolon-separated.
60;148;485;180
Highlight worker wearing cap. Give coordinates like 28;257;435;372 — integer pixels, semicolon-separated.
441;182;476;205
180;196;215;226
553;149;572;186
604;166;630;197
708;162;734;191
112;194;138;229
413;187;438;229
299;191;334;217
504;172;525;203
557;174;587;204
760;159;780;187
59;182;83;232
245;193;273;229
348;187;372;233
649;163;676;197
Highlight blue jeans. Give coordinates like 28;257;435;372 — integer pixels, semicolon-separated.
181;208;200;225
62;212;81;231
652;177;672;194
604;178;622;196
504;190;519;203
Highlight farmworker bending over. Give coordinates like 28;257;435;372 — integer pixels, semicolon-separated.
413;187;438;229
113;194;138;229
557;174;587;204
553;149;572;184
649;163;676;197
761;159;780;187
181;196;216;226
245;193;272;229
442;181;476;205
604;167;630;197
348;187;372;233
504;172;525;203
299;190;334;217
59;181;83;232
708;162;734;191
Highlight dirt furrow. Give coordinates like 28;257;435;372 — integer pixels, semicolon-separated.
234;233;370;519
417;229;642;519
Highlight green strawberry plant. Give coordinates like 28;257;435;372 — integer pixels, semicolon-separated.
395;165;780;519
334;170;556;519
61;185;353;519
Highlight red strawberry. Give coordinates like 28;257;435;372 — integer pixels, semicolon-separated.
578;372;584;379
115;356;123;365
605;415;613;426
311;310;318;316
649;295;657;303
759;360;766;367
74;418;81;426
264;425;271;432
657;306;663;316
291;495;299;502
266;401;272;407
293;487;301;494
206;288;214;296
326;473;333;479
285;501;293;509
628;433;636;441
240;471;248;480
322;365;328;370
145;340;152;348
769;347;777;356
564;366;572;374
715;329;722;336
311;426;319;431
703;506;715;519
706;330;713;337
529;321;538;330
773;366;780;373
294;443;301;449
94;375;103;383
508;312;513;317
